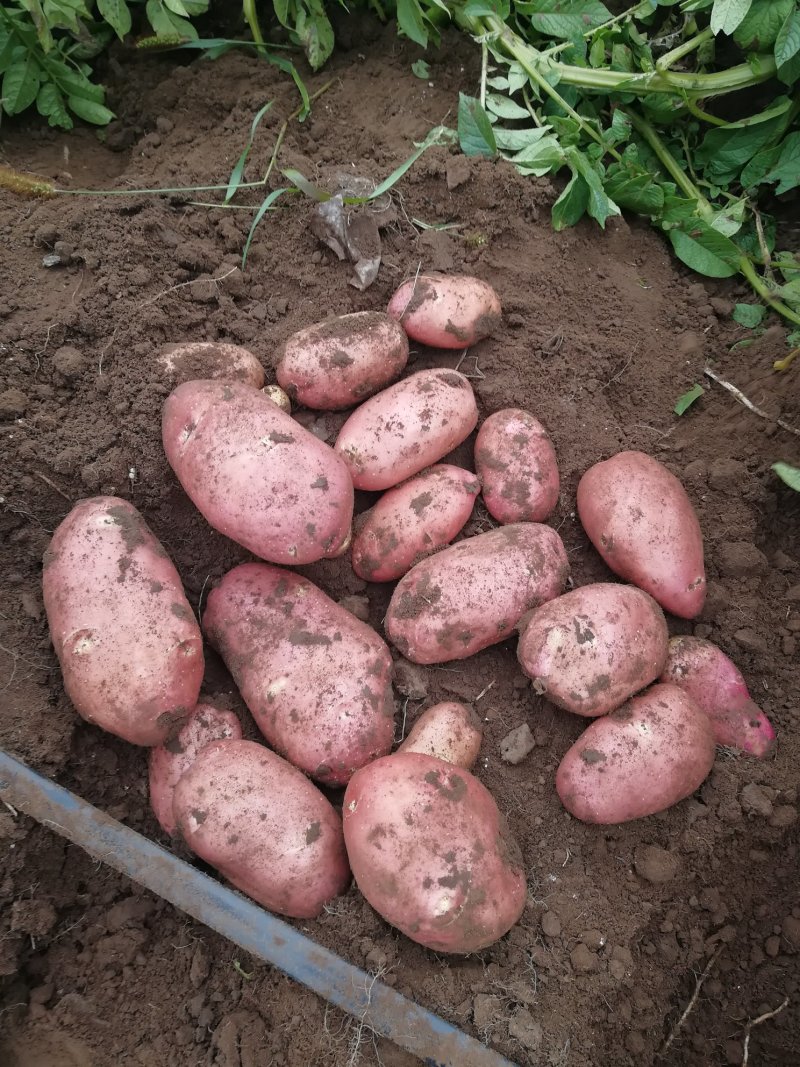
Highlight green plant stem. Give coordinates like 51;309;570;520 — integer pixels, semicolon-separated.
241;0;264;47
684;98;726;127
656;27;714;72
539;0;649;59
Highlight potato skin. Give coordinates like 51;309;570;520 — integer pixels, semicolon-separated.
386;523;569;664
577;451;706;618
174;740;350;919
387;273;502;349
277;311;409;411
42;497;204;746
476;408;559;524
517;583;668;717
203;563;395;786
556;683;716;824
398;702;483;769
334;369;479;491
162;379;353;565
343;752;525;953
156;342;264;388
352;465;480;582
149;701;242;836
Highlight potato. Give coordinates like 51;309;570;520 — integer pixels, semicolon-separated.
174;740;350;918
660;636;776;757
162;379;353;565
203;563;395;786
149;701;242;835
475;408;559;523
577;451;706;618
156;342;264;388
351;464;480;582
517;583;668;717
386;523;569;664
42;497;204;746
343;752;525;952
387;273;502;349
556;683;715;823
276;311;409;410
334;369;479;491
398;702;483;769
263;384;292;412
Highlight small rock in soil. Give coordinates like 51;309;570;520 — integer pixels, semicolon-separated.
541;912;561;938
740;783;773;817
733;627;768;654
393;659;428;699
782;916;800;949
446;156;471;190
580;929;605;950
764;935;781;958
635;844;681;883
709;297;734;317
0;388;28;417
34;223;59;246
769;805;798;828
500;723;535;765
338;595;370;621
570;943;599;973
508;1008;543;1051
707;457;746;490
716;541;768;577
52;345;87;381
472;993;501;1030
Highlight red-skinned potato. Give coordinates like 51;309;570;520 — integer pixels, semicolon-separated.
276;311;409;410
352;464;480;582
334;369;478;491
517;583;668;717
387;273;502;349
476;408;559;523
149;701;242;835
556;683;715;824
162;379;353;565
343;752;525;953
398;702;483;769
174;740;350;919
386;523;569;664
660;636;776;757
577;451;706;618
203;563;395;786
156;342;264;388
42;497;204;746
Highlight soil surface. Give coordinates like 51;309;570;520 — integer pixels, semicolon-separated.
2;22;799;1067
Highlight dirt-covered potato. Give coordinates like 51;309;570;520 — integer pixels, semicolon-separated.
475;408;559;523
156;342;265;387
398;702;483;769
387;273;502;349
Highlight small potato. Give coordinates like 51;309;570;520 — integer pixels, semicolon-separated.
42;497;204;746
334;369;478;491
277;311;409;410
556;683;716;824
156;342;264;388
162;379;353;566
517;583;668;717
262;384;292;412
149;701;242;836
386;523;569;664
476;408;559;523
660;636;776;757
398;702;483;769
203;563;395;786
174;740;350;919
352;464;480;582
343;752;525;953
577;451;706;618
387;273;502;349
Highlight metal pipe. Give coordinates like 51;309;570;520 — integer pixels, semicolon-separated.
0;750;520;1067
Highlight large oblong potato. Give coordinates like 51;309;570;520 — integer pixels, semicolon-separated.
476;408;560;523
203;563;395;786
174;740;350;919
517;583;668;717
343;752;525;953
387;273;502;349
577;451;706;618
162;379;353;565
156;341;265;388
276;311;409;410
556;683;716;824
334;369;478;491
386;523;569;664
42;497;204;746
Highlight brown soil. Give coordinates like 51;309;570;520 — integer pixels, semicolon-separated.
1;23;799;1067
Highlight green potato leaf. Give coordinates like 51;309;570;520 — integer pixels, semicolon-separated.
772;463;800;492
674;384;705;416
732;303;767;327
458;93;496;158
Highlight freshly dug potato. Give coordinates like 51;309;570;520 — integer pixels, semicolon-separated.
203;563;395;786
162;379;353;565
577;451;706;618
398;702;483;769
334;369;479;491
556;683;716;823
387;273;502;349
42;497;204;746
276;311;409;410
475;408;559;523
517;583;668;717
660;636;776;757
149;701;242;836
352;464;480;582
262;384;292;412
386;523;569;664
174;740;350;918
343;752;525;952
156;342;264;388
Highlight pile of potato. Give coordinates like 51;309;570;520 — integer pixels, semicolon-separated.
42;273;776;956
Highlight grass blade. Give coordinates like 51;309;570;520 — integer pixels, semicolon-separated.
242;187;292;267
226;101;273;203
367;125;456;201
281;168;330;201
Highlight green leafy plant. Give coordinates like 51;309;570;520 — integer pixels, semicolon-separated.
772;461;800;491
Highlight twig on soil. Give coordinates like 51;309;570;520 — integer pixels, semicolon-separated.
703;368;800;437
30;470;71;501
475;680;495;702
196;574;211;625
658;944;723;1057
741;996;789;1066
